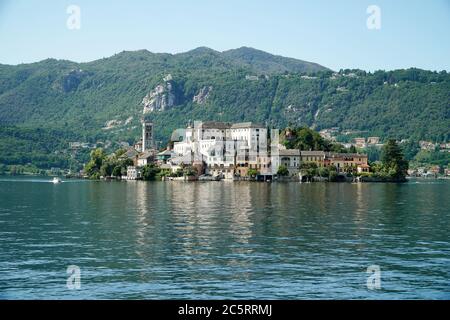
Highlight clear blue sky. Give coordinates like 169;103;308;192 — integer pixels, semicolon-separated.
1;0;449;71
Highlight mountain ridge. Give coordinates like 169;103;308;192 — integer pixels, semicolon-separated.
0;46;330;74
0;47;448;169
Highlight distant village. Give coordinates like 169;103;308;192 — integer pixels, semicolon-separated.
71;119;431;182
62;120;450;181
318;128;450;178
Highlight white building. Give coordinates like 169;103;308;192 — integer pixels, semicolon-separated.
172;121;269;178
137;150;156;167
125;166;142;180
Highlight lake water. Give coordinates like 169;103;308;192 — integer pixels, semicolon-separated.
0;176;449;299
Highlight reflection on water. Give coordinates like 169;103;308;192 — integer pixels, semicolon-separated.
0;176;449;299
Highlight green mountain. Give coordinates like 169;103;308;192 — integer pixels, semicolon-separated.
0;47;449;170
221;47;328;74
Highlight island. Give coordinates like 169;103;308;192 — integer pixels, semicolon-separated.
82;120;409;183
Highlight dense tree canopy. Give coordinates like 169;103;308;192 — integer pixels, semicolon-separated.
0;49;448;170
375;139;409;180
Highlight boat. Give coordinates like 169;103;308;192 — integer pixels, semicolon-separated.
52;177;62;184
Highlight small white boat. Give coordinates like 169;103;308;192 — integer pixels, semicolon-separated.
52;177;62;184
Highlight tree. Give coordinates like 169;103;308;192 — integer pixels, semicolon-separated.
277;165;289;176
142;164;161;181
114;148;127;158
381;139;409;180
401;140;420;160
366;145;381;162
247;168;259;177
330;143;348;153
282;127;330;151
300;162;318;180
112;165;122;177
84;148;106;178
318;166;329;177
297;129;314;150
100;161;114;177
183;167;197;177
90;148;106;168
169;169;184;177
329;170;338;182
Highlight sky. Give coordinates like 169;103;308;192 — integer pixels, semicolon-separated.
0;0;449;71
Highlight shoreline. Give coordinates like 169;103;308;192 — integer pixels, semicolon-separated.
2;174;449;183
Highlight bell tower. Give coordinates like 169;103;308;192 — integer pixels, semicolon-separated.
142;121;154;151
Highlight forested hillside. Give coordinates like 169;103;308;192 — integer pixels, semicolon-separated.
0;47;448;169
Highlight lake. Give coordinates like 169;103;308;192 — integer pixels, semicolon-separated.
0;177;449;299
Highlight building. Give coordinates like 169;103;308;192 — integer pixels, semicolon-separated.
119;148;140;165
134;140;143;153
142;121;154;152
245;75;259;81
125;166;142;180
299;150;368;173
357;164;371;173
172;121;268;179
137;150;156;167
271;149;368;176
367;137;380;145
69;142;94;150
166;121;370;179
299;151;326;166
439;143;450;152
229;122;268;177
319;128;338;142
419;141;436;151
325;153;368;173
69;142;82;149
157;149;176;163
124;121;159;169
354;138;367;148
272;149;300;176
429;166;441;175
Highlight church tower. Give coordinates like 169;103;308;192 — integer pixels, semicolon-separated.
142;121;154;152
